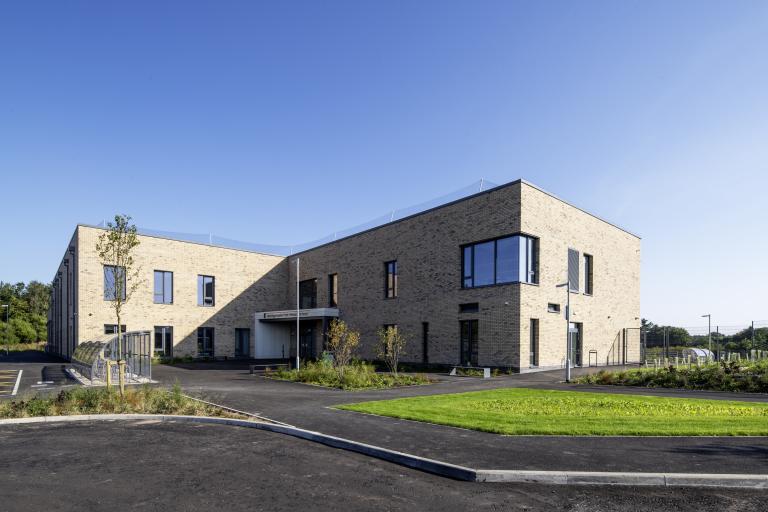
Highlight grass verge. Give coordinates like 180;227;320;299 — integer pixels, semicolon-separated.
336;388;768;436
268;360;434;390
0;385;247;419
0;341;46;352
577;360;768;393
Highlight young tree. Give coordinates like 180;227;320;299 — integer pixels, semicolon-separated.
96;214;141;390
377;325;407;376
326;319;360;377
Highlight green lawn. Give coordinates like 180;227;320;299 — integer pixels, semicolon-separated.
336;388;768;436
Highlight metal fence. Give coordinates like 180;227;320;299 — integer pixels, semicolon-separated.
72;331;152;384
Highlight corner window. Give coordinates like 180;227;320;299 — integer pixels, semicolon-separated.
154;270;173;304
584;254;594;295
198;275;215;307
103;265;126;301
385;261;398;298
461;235;538;288
328;273;338;308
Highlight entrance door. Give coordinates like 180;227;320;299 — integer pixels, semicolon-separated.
460;320;479;366
299;322;315;360
235;328;250;358
569;322;582;366
154;326;173;358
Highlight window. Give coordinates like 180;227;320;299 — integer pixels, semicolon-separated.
198;275;215;306
154;326;173;357
299;279;317;308
459;302;479;313
328;274;338;308
584;254;594;295
154;270;173;304
422;322;429;364
104;324;126;335
385;260;398;298
530;319;539;367
460;319;479;366
462;235;538;288
547;303;560;313
235;328;250;358
568;248;580;292
197;327;214;357
103;265;126;301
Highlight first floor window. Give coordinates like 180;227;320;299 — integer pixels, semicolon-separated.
299;279;317;308
328;273;338;307
568;248;580;292
104;324;126;335
384;260;398;298
198;275;215;306
154;270;173;304
584;254;594;295
530;319;539;367
103;265;126;301
197;327;214;357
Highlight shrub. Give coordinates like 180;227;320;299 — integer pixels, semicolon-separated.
270;360;432;390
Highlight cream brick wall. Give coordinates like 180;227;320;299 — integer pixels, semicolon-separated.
518;183;641;369
73;226;288;358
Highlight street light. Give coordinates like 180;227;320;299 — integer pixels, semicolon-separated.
701;314;712;359
1;305;9;356
556;280;571;382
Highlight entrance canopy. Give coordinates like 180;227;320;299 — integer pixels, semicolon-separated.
255;308;339;322
253;308;339;359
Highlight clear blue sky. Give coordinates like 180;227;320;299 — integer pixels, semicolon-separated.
1;1;767;327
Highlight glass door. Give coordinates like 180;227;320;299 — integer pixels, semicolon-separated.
154;326;173;358
460;320;479;366
299;322;315;360
235;328;250;358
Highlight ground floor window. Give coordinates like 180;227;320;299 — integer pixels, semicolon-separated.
569;322;582;366
154;326;173;358
104;324;126;335
529;319;539;367
459;319;479;366
422;322;429;364
197;327;214;357
235;328;250;358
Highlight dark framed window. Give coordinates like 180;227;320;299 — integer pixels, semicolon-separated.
422;322;429;364
328;274;338;308
584;254;594;295
460;319;479;366
459;302;479;313
104;324;126;335
530;318;539;367
197;327;214;357
568;248;580;292
154;270;173;304
197;275;215;306
384;261;398;298
461;235;538;288
547;303;561;313
299;279;317;309
103;265;126;301
154;326;173;357
235;328;250;358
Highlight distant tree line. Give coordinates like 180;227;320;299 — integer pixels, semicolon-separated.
641;318;768;351
0;281;50;345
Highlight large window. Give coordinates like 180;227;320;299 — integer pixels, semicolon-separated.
235;328;250;358
197;327;214;357
328;274;338;308
197;275;215;307
299;279;317;308
461;235;538;288
584;254;594;295
154;270;173;304
103;265;126;301
384;260;398;298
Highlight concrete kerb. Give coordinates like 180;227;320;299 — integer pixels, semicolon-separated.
0;414;766;489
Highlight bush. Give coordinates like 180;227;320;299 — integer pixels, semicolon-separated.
578;360;768;393
269;360;432;390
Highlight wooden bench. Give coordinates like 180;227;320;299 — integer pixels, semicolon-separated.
449;366;491;379
250;363;290;375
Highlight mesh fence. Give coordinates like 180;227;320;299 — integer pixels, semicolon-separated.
642;321;768;361
96;179;499;256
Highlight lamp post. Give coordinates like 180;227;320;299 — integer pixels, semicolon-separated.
295;257;300;371
556;280;571;382
701;314;711;359
2;305;9;356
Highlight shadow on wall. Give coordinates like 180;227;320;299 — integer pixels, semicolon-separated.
171;261;290;358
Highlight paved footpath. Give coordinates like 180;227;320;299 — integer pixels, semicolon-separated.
153;364;768;474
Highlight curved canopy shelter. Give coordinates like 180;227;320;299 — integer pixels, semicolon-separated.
683;347;714;360
71;332;152;384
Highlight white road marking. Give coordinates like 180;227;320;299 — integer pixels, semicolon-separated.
12;370;22;396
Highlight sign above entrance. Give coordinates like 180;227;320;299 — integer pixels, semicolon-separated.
256;308;339;321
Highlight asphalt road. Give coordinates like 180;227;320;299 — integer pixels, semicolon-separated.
0;350;75;399
153;363;768;473
1;420;765;512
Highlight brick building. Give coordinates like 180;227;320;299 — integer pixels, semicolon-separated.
48;179;640;371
